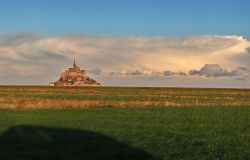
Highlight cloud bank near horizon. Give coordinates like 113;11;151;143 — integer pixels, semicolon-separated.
0;33;250;87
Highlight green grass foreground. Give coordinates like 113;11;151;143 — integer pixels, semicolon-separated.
0;107;249;160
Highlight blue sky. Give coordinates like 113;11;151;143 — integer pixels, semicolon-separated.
0;0;249;39
1;0;250;87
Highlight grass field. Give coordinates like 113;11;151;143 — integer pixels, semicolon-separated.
1;86;250;109
0;86;249;160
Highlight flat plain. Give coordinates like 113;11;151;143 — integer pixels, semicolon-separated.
0;86;249;160
1;86;250;109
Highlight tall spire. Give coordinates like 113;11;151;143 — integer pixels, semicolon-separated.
73;58;77;68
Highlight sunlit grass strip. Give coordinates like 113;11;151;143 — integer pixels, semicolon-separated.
1;86;250;109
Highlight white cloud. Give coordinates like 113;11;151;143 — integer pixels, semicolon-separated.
189;64;248;78
87;68;102;75
163;71;187;77
0;33;250;87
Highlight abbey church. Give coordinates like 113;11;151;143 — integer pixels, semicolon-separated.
49;59;101;86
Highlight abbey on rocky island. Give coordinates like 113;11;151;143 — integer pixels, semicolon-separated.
49;59;101;86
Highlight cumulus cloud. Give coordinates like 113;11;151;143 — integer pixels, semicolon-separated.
129;70;144;76
163;71;187;77
189;64;249;79
0;33;250;86
87;68;102;75
189;64;232;77
109;68;162;77
247;47;250;53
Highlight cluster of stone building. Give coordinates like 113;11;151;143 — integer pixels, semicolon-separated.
49;59;101;86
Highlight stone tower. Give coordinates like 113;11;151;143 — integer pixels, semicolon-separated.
49;59;101;86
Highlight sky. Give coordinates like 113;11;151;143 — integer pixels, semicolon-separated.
0;0;250;87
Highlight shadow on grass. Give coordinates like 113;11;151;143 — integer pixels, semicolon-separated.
0;125;156;160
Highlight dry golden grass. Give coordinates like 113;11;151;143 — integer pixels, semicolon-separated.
0;97;179;109
1;86;250;109
0;97;249;110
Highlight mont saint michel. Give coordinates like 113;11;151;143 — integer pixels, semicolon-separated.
49;60;101;86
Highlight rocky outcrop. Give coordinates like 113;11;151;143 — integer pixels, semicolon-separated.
49;60;101;86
